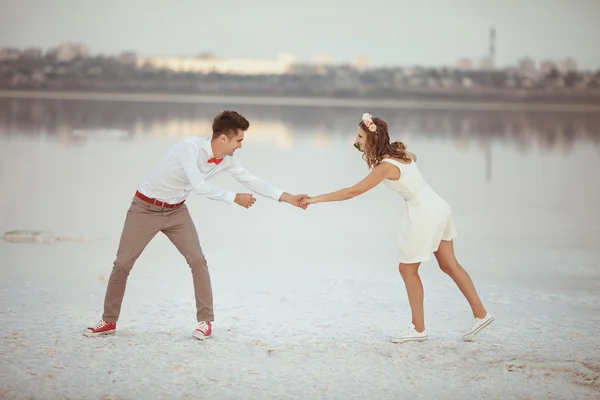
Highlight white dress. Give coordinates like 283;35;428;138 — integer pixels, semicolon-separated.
381;158;457;263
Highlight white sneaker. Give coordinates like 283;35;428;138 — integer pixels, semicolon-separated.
462;313;494;342
390;324;428;343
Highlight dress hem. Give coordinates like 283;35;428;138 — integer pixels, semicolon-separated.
398;235;457;264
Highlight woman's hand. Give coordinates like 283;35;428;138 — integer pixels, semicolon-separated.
300;197;316;207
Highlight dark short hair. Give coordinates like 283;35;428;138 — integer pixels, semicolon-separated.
212;110;250;139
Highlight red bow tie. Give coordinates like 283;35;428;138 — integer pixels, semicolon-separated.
207;157;224;165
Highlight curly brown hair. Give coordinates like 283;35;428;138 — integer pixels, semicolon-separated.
358;116;411;169
212;110;250;139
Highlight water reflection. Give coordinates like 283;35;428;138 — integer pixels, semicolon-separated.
0;98;599;157
0;97;597;255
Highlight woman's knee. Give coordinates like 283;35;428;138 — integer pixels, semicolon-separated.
438;260;459;275
434;247;459;275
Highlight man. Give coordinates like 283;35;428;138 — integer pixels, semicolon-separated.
83;110;307;340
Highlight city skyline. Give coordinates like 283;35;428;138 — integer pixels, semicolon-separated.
1;0;599;69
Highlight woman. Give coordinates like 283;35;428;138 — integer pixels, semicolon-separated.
302;113;494;342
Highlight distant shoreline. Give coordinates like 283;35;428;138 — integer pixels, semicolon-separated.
2;89;600;113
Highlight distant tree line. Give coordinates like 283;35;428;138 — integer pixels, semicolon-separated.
1;51;600;104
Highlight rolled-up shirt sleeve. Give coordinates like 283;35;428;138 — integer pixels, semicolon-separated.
174;142;236;204
225;157;284;201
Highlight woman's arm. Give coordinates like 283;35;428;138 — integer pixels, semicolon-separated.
305;163;392;204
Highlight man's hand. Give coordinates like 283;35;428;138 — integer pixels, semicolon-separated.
279;193;310;210
300;197;313;208
234;193;256;209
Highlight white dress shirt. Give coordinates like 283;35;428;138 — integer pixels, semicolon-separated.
137;137;284;205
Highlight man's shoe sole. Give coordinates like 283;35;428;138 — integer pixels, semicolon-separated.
82;329;116;337
193;331;211;341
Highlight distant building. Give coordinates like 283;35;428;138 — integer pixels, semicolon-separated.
118;51;138;65
559;58;578;74
47;43;90;62
455;57;474;71
21;48;43;59
540;60;559;75
135;53;295;75
351;55;370;71
518;57;537;78
478;56;494;71
0;48;21;61
314;53;333;67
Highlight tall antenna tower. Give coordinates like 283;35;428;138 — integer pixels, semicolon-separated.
489;27;496;68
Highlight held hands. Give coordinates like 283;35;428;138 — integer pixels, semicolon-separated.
300;197;315;208
235;192;310;210
280;193;310;210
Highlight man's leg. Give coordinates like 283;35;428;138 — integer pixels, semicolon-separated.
161;204;214;325
102;198;162;323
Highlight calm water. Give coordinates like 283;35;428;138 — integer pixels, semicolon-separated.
0;98;598;289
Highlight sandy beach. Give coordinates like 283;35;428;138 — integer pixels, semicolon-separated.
0;100;599;399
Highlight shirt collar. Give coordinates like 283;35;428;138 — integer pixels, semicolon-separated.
202;137;215;158
202;137;227;162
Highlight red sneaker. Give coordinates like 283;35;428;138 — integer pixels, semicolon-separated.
83;320;116;337
192;321;212;340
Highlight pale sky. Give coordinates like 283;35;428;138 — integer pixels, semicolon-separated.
1;0;599;69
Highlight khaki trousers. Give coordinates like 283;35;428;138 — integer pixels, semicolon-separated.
102;196;213;323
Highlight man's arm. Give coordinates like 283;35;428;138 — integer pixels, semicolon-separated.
174;141;237;204
226;158;307;208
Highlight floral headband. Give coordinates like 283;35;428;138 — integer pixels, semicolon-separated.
362;113;377;132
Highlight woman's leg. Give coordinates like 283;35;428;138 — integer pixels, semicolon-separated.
398;262;425;332
434;240;487;319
